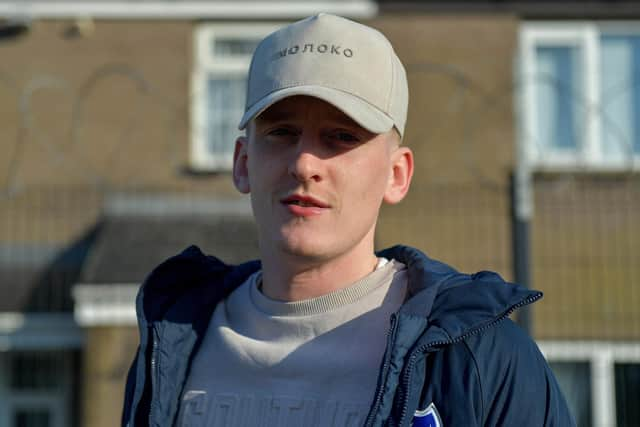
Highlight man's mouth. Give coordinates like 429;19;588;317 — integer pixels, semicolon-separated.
285;199;318;207
281;194;329;208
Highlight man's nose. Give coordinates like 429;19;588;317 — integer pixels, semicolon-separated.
287;135;323;183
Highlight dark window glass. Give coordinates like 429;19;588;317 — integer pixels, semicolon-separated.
549;361;592;427
10;352;61;390
615;363;640;427
14;409;50;427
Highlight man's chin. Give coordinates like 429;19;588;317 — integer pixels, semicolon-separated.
274;235;333;262
279;242;327;260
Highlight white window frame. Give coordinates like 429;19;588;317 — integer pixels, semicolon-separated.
539;340;640;427
190;23;284;171
519;21;640;172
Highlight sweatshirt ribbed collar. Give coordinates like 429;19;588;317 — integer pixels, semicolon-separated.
250;258;398;317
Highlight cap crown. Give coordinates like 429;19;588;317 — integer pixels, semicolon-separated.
240;13;408;136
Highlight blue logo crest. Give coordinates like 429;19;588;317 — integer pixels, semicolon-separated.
412;402;442;427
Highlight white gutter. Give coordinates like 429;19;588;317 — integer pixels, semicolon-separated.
0;1;378;19
73;283;139;327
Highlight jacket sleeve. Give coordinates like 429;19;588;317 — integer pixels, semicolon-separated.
467;319;576;427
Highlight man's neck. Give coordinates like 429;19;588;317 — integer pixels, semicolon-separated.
259;245;379;302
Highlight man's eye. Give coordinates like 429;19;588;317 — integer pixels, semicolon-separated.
328;131;360;144
268;127;297;137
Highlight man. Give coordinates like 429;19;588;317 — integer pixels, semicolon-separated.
122;13;574;427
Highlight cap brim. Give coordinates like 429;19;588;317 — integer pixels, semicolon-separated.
238;85;395;134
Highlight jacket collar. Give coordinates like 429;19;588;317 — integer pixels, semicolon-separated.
378;245;541;342
137;245;260;327
138;244;540;340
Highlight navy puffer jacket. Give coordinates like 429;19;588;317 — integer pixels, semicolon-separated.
122;245;575;427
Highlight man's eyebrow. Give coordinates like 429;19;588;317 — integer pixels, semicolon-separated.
256;109;296;123
257;107;358;127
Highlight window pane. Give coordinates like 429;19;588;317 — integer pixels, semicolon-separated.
14;409;51;427
615;363;640;427
213;38;260;58
10;352;62;390
549;361;592;427
207;76;246;162
600;35;640;160
535;46;583;153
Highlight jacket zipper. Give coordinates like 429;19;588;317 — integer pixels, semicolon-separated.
397;292;542;426
148;326;159;425
363;313;399;427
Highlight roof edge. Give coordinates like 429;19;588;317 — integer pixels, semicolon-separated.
379;1;640;19
0;1;378;20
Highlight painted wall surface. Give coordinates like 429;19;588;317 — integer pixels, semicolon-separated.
82;326;138;427
370;14;518;278
0;19;239;195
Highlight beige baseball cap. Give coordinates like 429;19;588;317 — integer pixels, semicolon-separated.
238;13;408;137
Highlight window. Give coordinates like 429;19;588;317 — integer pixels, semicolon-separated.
0;351;73;427
191;23;284;171
519;23;640;170
539;341;640;427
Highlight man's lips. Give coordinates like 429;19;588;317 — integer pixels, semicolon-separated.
281;194;329;208
280;194;330;216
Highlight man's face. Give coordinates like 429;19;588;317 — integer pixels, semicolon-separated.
233;96;411;263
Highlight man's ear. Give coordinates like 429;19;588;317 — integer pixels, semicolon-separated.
233;136;250;194
383;146;414;204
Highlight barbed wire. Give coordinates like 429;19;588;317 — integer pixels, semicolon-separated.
0;69;21;196
408;62;507;192
520;72;638;172
0;62;637;200
0;63;184;199
408;62;638;193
